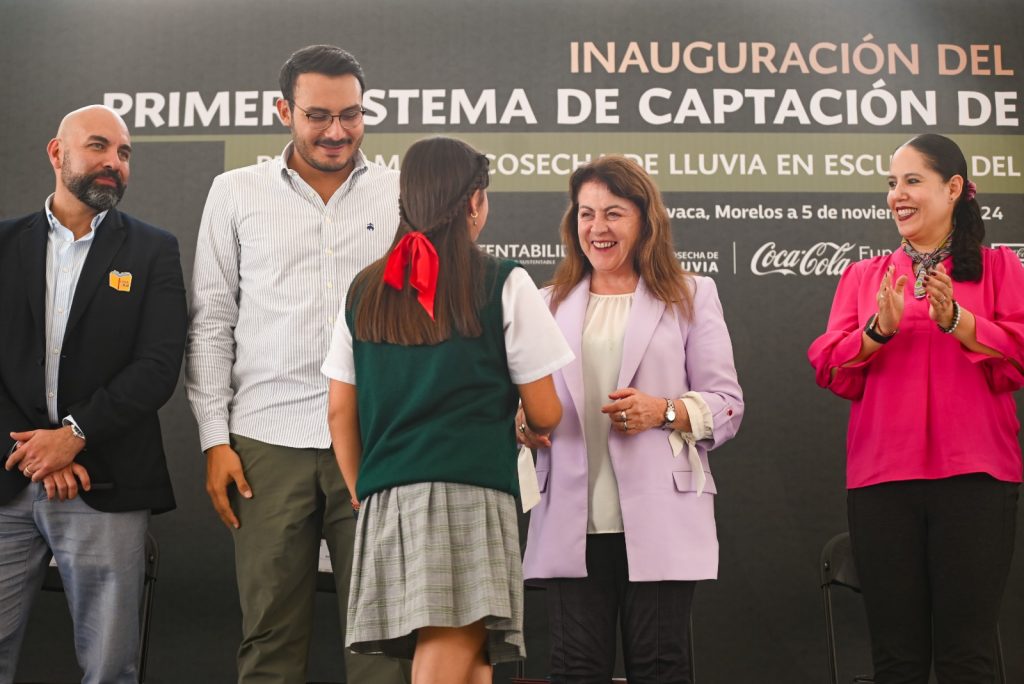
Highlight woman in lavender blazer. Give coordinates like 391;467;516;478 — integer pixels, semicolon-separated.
518;156;743;683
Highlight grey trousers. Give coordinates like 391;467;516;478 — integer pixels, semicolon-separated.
0;482;148;684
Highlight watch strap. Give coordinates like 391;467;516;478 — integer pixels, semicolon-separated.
864;314;895;344
661;398;676;430
61;416;86;441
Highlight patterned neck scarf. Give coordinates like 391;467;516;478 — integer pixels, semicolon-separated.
901;232;953;299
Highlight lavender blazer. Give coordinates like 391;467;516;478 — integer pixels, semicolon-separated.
522;275;743;581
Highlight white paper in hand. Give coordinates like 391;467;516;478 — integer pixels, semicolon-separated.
517;445;541;512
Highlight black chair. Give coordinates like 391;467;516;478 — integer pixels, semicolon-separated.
820;531;1007;684
310;538;343;684
24;531;159;684
820;532;873;684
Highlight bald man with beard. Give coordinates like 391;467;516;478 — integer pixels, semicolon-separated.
0;105;187;684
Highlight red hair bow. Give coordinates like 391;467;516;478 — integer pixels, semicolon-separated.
383;231;439;320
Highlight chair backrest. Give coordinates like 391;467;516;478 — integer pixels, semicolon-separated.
35;531;159;684
138;532;159;684
144;531;159;582
820;532;861;592
41;528;158;589
42;531;158;590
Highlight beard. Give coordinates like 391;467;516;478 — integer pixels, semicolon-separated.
62;161;126;212
292;130;363;173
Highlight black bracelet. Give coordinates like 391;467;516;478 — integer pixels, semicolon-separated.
864;313;896;344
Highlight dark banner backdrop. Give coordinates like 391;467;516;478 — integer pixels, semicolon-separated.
2;1;1022;682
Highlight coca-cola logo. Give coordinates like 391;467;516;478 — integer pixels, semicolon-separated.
751;241;855;276
992;243;1024;266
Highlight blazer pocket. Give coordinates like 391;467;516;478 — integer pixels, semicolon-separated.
536;470;550;493
672;470;717;495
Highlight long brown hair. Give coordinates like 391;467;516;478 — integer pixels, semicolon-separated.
351;137;491;345
548;155;692;317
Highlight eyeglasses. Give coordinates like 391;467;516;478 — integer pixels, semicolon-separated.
291;102;366;130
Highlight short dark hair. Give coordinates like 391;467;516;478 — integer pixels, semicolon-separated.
278;45;366;103
899;134;984;282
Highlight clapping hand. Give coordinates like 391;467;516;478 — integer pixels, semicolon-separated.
923;263;956;329
875;264;907;336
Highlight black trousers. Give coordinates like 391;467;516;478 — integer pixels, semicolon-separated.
847;474;1019;684
545;533;696;684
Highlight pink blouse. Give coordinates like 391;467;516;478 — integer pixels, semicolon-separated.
809;246;1024;489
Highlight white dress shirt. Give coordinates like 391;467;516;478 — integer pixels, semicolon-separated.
186;145;399;451
43;195;107;431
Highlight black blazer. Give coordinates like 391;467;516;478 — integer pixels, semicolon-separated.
0;209;186;513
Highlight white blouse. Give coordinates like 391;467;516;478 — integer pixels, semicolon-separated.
581;292;714;533
582;293;631;533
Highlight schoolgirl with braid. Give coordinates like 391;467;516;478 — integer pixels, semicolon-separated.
322;136;573;684
810;134;1024;683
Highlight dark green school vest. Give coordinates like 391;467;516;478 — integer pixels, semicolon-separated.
349;258;521;499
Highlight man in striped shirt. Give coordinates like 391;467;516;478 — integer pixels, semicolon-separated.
186;45;409;684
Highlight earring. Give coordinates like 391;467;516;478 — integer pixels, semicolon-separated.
470;210;479;218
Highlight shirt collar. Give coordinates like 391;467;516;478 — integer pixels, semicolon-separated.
44;194;106;242
276;142;368;184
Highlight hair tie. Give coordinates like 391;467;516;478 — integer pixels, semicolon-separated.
383;232;439;319
964;180;977;202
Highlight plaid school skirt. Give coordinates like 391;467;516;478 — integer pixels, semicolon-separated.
346;481;525;664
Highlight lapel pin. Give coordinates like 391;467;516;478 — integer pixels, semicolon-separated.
108;270;132;292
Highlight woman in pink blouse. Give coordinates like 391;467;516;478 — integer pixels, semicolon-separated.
809;134;1024;684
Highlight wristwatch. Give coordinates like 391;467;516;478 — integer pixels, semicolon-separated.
662;398;677;430
863;313;896;344
62;417;86;441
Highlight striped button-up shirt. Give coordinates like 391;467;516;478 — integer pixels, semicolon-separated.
186;145;399;451
44;195;108;428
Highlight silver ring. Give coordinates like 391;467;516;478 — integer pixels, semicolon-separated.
619;410;627;422
623;420;629;431
518;423;527;434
